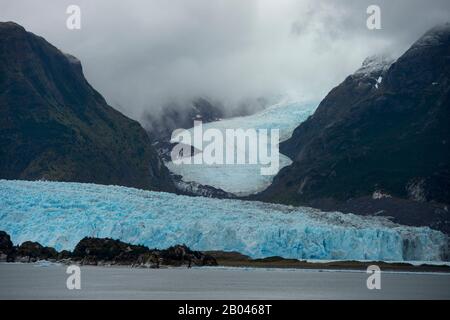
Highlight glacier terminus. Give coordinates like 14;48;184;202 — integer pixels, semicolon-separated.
0;180;448;262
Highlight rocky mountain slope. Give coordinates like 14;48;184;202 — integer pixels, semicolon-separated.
258;24;450;233
144;97;225;143
0;22;174;191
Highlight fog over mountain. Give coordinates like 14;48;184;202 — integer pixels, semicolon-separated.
2;0;450;122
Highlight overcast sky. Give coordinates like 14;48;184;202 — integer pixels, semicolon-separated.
1;0;450;121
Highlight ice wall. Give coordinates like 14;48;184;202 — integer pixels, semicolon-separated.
0;180;447;261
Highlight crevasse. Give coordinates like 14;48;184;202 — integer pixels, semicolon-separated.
0;180;448;261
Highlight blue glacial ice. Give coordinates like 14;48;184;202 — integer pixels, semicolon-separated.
0;180;448;262
166;99;318;196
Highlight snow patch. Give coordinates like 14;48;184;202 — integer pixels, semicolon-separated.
372;190;392;200
354;54;395;78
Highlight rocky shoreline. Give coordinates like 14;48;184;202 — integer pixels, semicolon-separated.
205;251;450;273
2;231;449;272
0;231;217;268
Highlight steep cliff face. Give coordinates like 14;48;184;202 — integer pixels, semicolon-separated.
258;24;450;231
0;22;174;191
144;98;225;141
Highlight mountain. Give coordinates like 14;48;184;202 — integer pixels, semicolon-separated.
258;24;450;233
0;22;174;191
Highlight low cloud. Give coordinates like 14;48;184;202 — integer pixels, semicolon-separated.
1;0;449;121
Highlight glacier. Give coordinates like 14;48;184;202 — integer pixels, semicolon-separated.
0;180;448;262
166;98;318;196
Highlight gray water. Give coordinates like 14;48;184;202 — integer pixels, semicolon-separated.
1;263;449;299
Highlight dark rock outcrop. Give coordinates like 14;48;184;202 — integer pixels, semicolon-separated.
57;250;72;260
258;24;450;233
0;231;217;267
72;238;217;267
173;178;237;199
159;244;218;267
15;241;58;262
2;231;216;266
0;22;174;192
72;237;150;265
0;230;14;261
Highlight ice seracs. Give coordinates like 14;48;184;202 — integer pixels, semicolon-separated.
0;180;448;262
